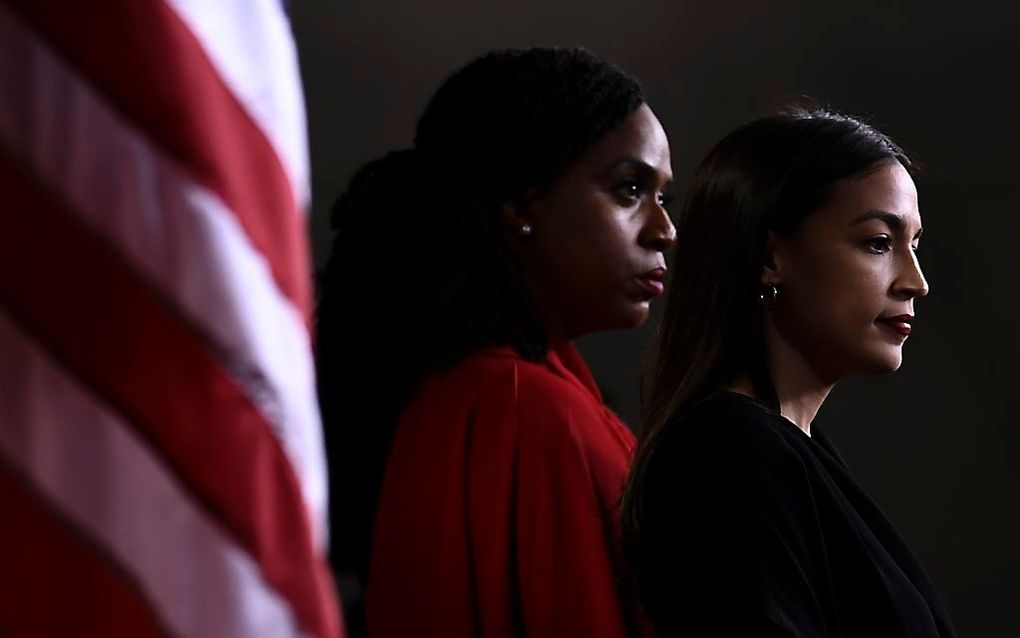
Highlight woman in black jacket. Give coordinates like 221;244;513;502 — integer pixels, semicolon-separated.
623;108;956;637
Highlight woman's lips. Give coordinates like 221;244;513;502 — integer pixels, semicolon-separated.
637;267;667;297
876;314;913;336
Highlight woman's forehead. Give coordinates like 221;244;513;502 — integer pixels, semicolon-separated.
817;163;920;230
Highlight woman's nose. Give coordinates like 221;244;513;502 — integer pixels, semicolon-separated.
892;248;929;299
639;202;676;252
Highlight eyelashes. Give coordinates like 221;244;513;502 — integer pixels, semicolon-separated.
862;235;921;255
614;180;674;208
863;235;893;254
616;182;641;202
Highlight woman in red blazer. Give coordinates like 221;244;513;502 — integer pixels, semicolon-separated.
316;47;675;637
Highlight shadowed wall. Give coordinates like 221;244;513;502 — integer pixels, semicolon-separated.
293;2;1019;634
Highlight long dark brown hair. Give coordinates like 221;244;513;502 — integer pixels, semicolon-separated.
621;107;913;595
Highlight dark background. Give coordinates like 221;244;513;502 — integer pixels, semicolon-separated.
292;2;1019;635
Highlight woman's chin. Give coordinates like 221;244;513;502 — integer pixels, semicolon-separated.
859;348;904;375
619;304;652;330
593;305;651;333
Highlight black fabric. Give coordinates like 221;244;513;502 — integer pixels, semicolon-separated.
635;391;956;637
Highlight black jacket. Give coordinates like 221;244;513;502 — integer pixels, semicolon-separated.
634;391;956;637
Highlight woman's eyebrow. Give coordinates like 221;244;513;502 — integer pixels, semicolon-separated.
851;209;922;239
599;157;673;184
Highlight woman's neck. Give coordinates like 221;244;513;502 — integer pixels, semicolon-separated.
729;323;836;437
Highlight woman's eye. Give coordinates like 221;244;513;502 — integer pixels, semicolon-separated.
616;182;641;202
657;191;674;209
864;235;893;254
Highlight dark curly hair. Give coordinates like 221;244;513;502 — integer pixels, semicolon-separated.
315;47;645;606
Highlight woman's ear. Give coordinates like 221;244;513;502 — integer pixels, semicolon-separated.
761;230;783;287
501;188;540;239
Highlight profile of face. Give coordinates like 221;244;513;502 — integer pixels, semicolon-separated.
765;161;929;381
504;104;676;339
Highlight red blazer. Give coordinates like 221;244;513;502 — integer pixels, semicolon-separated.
366;342;644;637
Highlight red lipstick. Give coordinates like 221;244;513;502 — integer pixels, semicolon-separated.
876;314;913;336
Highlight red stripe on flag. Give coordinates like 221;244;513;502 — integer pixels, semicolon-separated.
0;460;167;637
0;155;340;637
5;0;313;325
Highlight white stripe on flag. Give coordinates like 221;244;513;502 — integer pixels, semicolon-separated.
0;3;328;551
162;0;312;209
0;310;311;638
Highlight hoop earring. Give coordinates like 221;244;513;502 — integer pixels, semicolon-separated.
760;284;778;308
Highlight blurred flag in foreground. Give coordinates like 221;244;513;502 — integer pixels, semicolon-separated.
0;1;343;635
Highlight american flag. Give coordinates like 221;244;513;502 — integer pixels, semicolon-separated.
0;1;343;636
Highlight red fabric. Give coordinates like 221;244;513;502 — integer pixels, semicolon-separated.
8;0;312;321
0;461;165;636
366;342;645;637
0;146;338;638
